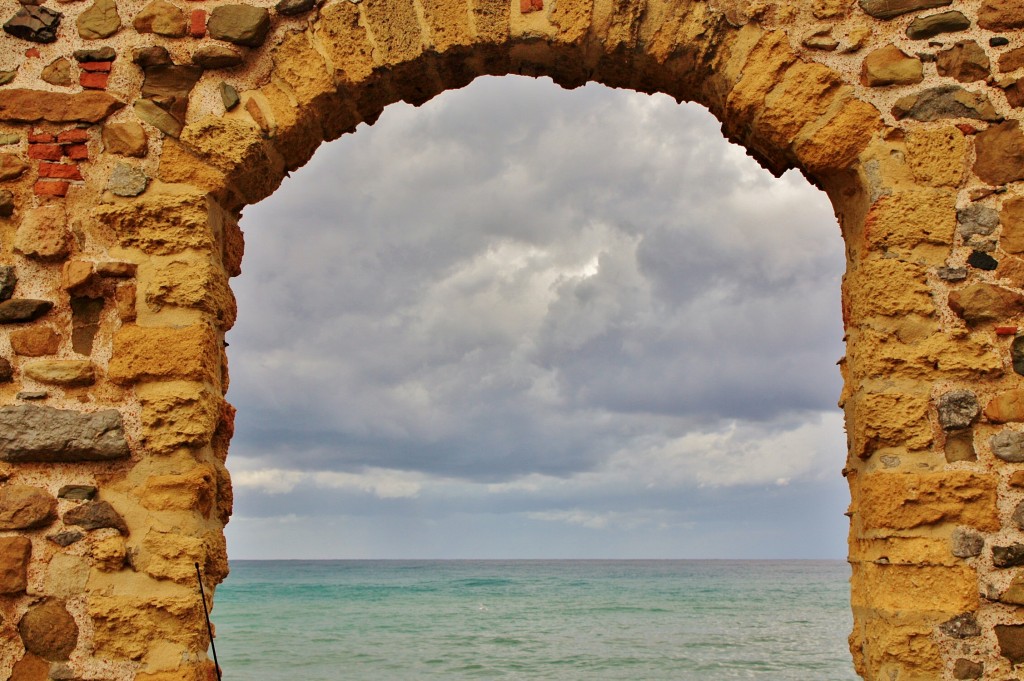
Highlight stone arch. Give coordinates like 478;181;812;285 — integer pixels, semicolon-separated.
1;0;1023;678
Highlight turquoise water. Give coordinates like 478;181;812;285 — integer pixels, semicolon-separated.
211;560;857;680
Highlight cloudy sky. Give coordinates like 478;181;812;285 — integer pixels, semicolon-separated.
222;75;850;560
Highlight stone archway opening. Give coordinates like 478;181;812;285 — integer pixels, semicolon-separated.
2;0;1024;679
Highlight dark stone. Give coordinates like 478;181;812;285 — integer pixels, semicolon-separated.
17;391;47;400
0;405;130;462
1013;501;1024;529
950;527;984;557
63;500;128;535
991;36;1011;47
957;204;1000;239
220;82;239;111
0;485;56;530
132;45;172;69
73;46;116;62
968;250;998;270
936;40;991;83
57;485;97;500
993;543;1024;567
0;298;52;323
938;266;968;281
906;10;971;40
893;86;1001;122
858;0;951;20
19;600;78;661
952;658;983;679
997;624;1024;664
275;0;315;15
0;190;14;217
71;296;103;355
3;6;62;43
0;358;12;383
0;266;16;301
939;612;981;638
1012;335;1024;375
191;45;244;69
47;531;83;547
992;430;1024;462
207;5;271;47
936;390;980;430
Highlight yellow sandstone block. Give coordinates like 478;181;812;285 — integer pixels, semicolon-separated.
95;187;216;256
858;471;999;532
137;381;222;453
847;390;932;457
862;189;956;264
137;464;217;517
793;97;882;174
844;259;934;319
905;125;967;187
108;324;219;386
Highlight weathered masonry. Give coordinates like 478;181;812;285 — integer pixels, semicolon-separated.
1;0;1024;677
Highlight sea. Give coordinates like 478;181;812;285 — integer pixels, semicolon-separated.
210;560;858;680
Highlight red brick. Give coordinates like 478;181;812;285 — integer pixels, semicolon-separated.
28;132;55;144
28;144;62;160
189;9;206;37
56;129;89;144
81;61;112;73
63;144;89;161
520;0;542;12
25;48;40;58
80;72;109;90
956;123;978;135
38;162;83;180
997;326;1019;335
34;180;69;197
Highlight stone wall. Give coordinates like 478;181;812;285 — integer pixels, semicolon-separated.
0;0;1023;678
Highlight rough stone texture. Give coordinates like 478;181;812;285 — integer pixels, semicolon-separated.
3;6;61;43
103;122;147;157
993;543;1024;567
858;0;950;19
906;11;971;40
40;58;73;86
10;325;60;356
952;658;983;679
63;500;128;535
985;391;1024;423
0;536;31;594
192;45;244;69
23;360;95;386
950;527;984;557
945;429;976;462
893;86;1000;122
937;390;980;430
939;612;981;638
0;485;56;530
18;600;77;661
0;299;53;323
0;89;124;123
106;162;148;197
10;653;49;681
0;405;130;462
109;323;219;384
76;0;121;39
957;203;999;240
58;485;97;500
936;41;991;82
133;98;182;138
14;204;69;261
978;0;1024;30
207;5;270;46
858;471;999;531
133;0;186;36
861;46;923;86
948;283;1024;324
0;154;29;181
975;120;1024;185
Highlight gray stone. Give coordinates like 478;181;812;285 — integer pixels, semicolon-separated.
1012;335;1024;376
57;485;97;500
0;266;14;301
992;429;1024;462
938;266;968;281
47;531;83;547
192;45;244;69
939;612;981;638
207;5;271;47
76;0;122;40
936;390;980;430
893;85;1001;122
3;6;62;43
220;82;240;111
858;0;950;19
275;0;316;15
18;391;47;400
906;10;971;39
997;624;1024;665
63;500;128;535
0;298;52;323
957;204;999;239
0;485;56;530
133;98;182;138
0;405;130;462
952;659;983;679
951;527;984;557
106;162;148;197
18;599;77;661
993;543;1024;567
73;46;116;62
